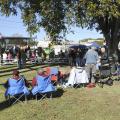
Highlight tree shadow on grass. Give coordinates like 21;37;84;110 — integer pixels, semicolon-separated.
0;94;32;111
52;88;65;98
0;88;65;111
0;64;64;77
30;88;65;101
0;99;12;111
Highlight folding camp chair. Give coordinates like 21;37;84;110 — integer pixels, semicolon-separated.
31;75;56;101
73;67;89;88
5;77;30;105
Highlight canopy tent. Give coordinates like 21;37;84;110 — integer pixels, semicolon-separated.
69;44;87;49
85;42;100;48
0;36;32;48
0;36;31;42
37;40;51;48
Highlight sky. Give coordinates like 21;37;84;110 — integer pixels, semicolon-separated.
0;13;103;41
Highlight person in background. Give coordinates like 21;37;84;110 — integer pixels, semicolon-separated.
75;48;83;67
49;49;55;59
20;46;27;68
69;48;76;67
60;50;65;58
12;45;20;58
100;47;109;65
84;47;99;86
17;48;22;69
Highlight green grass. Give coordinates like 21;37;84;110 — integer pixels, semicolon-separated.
0;64;120;120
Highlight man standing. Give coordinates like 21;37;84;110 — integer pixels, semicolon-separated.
84;47;99;85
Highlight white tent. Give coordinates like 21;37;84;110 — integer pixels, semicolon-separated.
53;45;66;55
37;40;51;48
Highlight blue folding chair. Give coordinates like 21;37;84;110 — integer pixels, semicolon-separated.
50;67;59;85
5;77;30;105
50;67;59;75
31;75;56;101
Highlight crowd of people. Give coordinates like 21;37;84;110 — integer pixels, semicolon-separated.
3;42;120;104
64;43;120;88
1;45;47;68
1;43;120;84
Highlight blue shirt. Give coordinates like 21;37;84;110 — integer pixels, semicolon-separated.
84;49;98;64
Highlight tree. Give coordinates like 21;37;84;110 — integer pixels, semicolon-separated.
0;0;120;55
0;0;66;41
74;0;120;55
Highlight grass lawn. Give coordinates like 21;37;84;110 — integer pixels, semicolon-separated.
0;64;120;120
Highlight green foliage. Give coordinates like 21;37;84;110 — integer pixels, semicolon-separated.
74;0;120;53
28;39;38;46
79;38;104;45
0;0;66;40
0;0;120;53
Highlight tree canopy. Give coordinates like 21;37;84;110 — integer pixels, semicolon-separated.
0;0;120;54
75;0;120;53
0;0;67;40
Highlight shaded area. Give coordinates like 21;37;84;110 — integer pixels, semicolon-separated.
31;88;65;100
69;44;87;49
0;99;12;111
0;65;16;70
0;88;64;111
0;64;43;74
52;88;65;98
0;64;66;77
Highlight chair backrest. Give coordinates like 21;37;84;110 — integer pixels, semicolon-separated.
50;67;59;75
32;75;55;95
45;67;51;75
75;67;84;73
74;67;89;84
74;67;84;80
5;77;29;96
36;75;50;91
8;77;25;87
50;67;59;81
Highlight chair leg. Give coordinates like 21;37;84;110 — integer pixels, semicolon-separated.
74;84;80;88
41;94;47;100
8;95;11;105
50;92;52;100
12;94;24;105
24;95;27;103
36;94;46;101
36;94;38;101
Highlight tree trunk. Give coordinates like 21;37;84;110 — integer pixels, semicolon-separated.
104;32;119;62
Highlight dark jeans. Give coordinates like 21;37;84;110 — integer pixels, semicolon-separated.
18;59;25;69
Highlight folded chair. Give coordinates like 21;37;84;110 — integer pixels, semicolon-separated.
5;77;30;105
31;75;56;101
